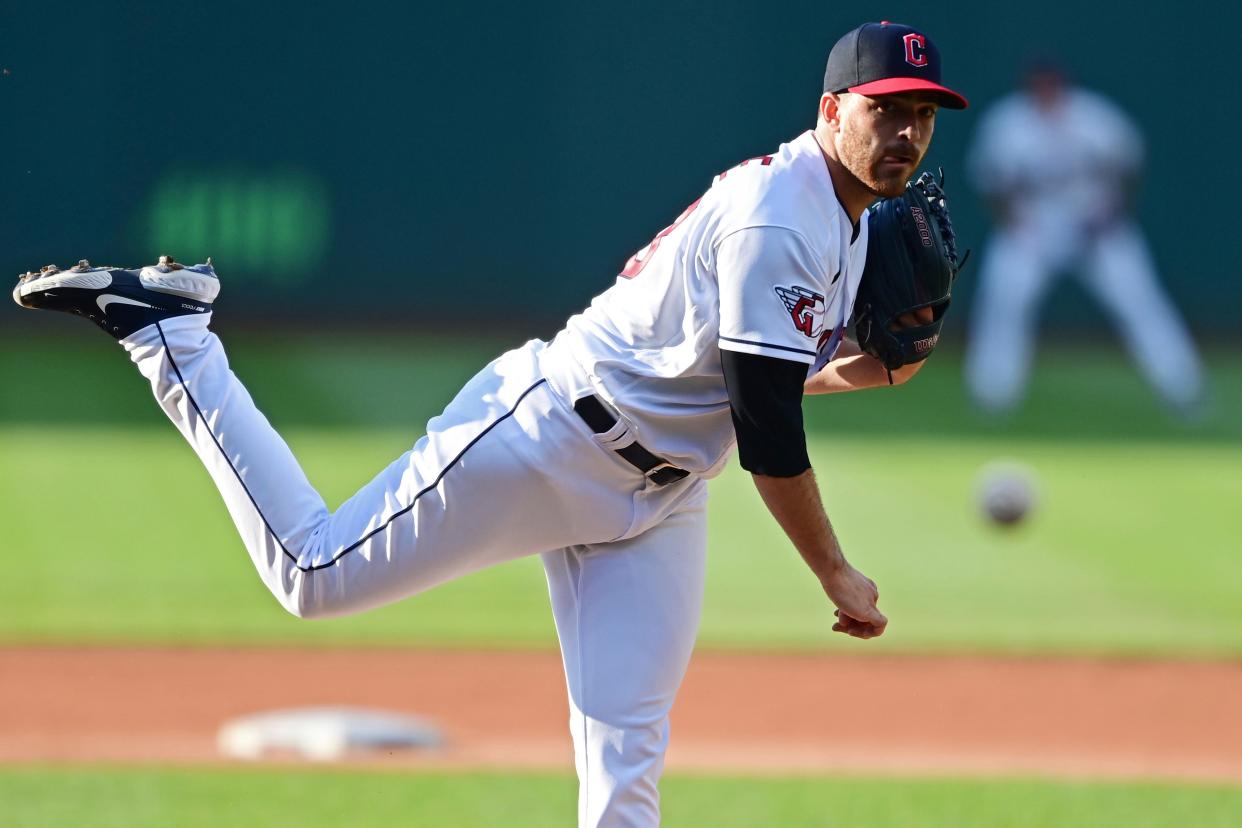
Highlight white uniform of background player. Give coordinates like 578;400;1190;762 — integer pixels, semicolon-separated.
117;131;862;826
964;64;1204;413
17;21;963;827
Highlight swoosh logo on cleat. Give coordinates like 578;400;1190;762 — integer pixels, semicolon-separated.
97;294;155;313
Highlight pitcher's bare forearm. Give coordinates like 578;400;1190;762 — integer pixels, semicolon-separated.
752;469;888;639
751;468;844;579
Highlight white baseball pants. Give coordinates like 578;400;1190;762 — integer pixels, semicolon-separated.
122;314;709;828
965;220;1204;413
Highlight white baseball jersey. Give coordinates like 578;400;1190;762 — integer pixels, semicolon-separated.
549;130;869;477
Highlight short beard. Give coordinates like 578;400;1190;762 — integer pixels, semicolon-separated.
868;174;909;199
838;129;912;198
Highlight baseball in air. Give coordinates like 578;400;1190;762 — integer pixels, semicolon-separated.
976;462;1037;526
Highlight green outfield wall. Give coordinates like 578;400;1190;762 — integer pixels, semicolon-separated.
1;1;1235;334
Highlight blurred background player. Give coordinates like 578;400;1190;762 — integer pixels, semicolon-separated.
963;60;1205;416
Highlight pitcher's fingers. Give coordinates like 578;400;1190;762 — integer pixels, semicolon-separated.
833;614;876;637
846;602;885;625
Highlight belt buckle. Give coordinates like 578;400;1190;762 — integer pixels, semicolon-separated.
645;462;688;487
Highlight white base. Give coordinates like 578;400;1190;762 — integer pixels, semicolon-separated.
217;706;444;762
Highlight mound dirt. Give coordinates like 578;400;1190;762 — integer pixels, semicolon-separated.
1;647;1239;781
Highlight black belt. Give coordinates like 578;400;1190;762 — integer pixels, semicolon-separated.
573;395;691;487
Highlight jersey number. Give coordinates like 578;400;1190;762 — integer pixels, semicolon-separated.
618;154;774;279
619;198;701;279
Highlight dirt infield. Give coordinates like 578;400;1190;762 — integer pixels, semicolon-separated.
2;647;1239;782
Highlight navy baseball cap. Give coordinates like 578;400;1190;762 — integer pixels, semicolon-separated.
823;21;968;109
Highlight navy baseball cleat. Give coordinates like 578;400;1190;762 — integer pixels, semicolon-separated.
12;256;219;339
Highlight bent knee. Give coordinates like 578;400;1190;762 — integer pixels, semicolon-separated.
268;560;334;621
281;595;326;621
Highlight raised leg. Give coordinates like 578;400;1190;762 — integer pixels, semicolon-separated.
122;315;640;618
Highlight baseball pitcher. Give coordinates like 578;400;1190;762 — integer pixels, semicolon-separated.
14;21;966;828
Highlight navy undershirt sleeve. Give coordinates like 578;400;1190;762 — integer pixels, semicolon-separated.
719;348;811;477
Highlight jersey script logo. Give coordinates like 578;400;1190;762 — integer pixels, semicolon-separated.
774;285;826;337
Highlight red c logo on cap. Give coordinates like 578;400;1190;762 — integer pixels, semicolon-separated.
904;33;928;67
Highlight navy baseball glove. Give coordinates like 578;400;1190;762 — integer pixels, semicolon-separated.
852;171;967;373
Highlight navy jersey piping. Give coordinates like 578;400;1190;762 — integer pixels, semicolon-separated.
156;322;547;573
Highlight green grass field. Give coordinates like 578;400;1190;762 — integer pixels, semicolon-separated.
3;767;1241;828
2;331;1239;656
2;331;1240;827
